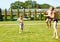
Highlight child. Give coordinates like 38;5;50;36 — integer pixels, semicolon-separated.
45;6;53;28
17;15;24;33
49;6;59;39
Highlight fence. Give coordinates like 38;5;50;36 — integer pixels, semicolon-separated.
0;8;60;21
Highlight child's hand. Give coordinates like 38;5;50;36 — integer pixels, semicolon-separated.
44;15;48;17
41;13;44;14
44;15;46;16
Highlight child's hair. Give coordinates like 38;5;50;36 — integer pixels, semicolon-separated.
49;6;55;15
19;14;22;17
50;6;55;10
19;14;23;19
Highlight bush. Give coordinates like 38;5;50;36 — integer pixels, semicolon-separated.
22;9;25;18
0;8;3;21
57;13;60;20
39;13;44;20
34;9;37;20
10;7;13;21
4;9;7;21
16;8;19;18
28;10;31;20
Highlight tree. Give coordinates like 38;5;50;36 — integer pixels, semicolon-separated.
10;1;51;9
40;4;51;9
56;6;60;9
0;8;3;21
34;9;37;20
10;7;13;21
28;10;31;20
10;1;37;9
39;12;43;20
16;8;19;18
22;9;25;18
25;0;37;9
4;9;7;21
10;1;24;9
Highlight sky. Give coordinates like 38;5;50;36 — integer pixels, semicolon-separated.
0;0;60;9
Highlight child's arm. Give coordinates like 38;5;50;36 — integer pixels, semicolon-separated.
43;11;48;14
17;18;19;21
17;18;20;23
44;10;49;17
44;15;49;17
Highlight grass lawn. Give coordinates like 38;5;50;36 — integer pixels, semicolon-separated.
0;21;60;42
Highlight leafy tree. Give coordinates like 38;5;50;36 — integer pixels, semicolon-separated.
22;9;25;18
40;4;51;9
56;6;60;9
34;9;37;20
4;9;7;21
11;1;24;9
10;1;51;9
16;8;19;18
0;8;3;21
10;7;13;21
28;10;31;20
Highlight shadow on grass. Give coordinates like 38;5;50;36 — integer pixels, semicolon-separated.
19;31;36;35
23;31;35;34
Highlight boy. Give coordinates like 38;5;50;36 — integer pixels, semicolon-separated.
49;6;59;39
17;15;24;33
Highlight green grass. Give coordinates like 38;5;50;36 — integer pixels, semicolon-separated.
0;21;60;42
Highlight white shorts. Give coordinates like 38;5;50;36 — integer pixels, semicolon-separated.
19;23;23;28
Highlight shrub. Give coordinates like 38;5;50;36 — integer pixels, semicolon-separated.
34;9;37;20
0;8;3;21
16;8;19;18
4;9;7;21
22;9;25;18
28;10;31;20
10;7;13;21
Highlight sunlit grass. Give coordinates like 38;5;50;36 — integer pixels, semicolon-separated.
0;21;60;42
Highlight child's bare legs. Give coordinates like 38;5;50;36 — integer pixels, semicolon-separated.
21;27;23;32
53;21;58;39
46;19;51;28
46;19;49;28
46;18;51;28
19;27;23;33
19;27;21;33
49;19;51;28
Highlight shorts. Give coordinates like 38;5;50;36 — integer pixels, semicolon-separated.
53;19;58;22
46;16;52;20
20;23;23;28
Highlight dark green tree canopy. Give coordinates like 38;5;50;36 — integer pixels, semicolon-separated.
56;6;60;9
10;1;51;9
